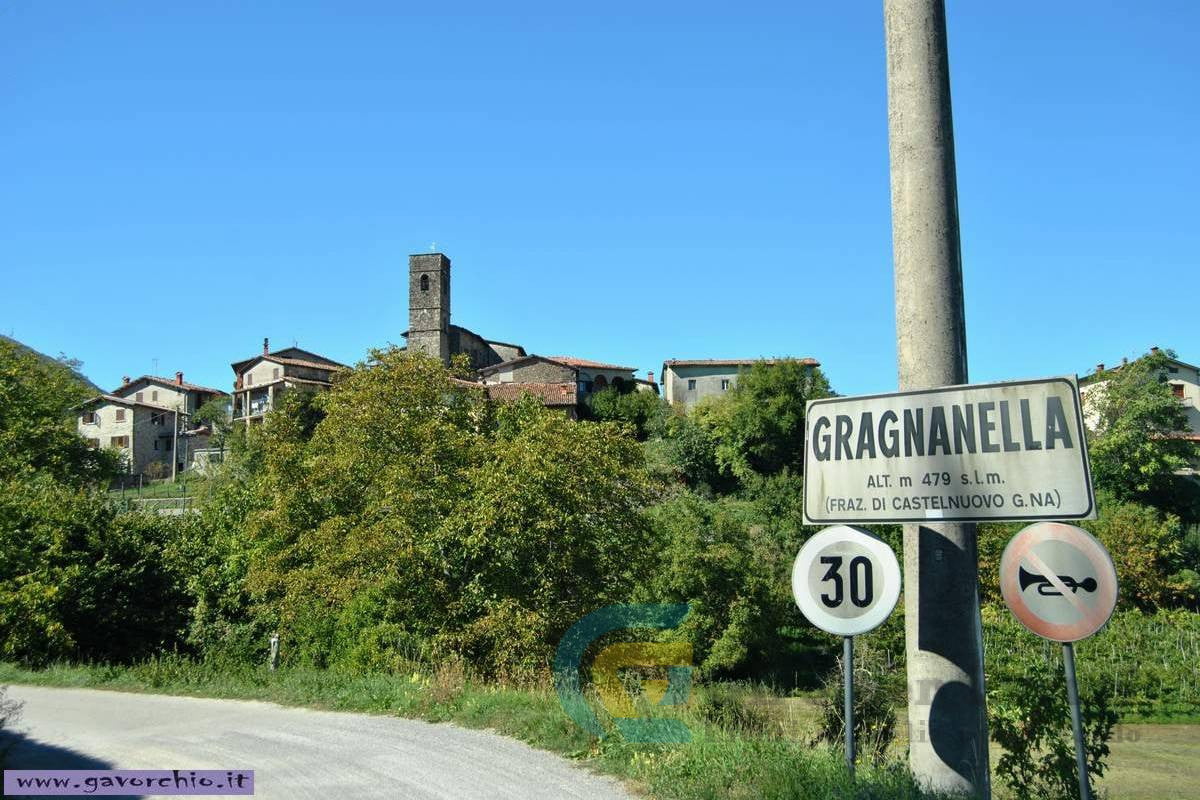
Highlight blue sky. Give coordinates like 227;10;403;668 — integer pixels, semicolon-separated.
2;2;1196;397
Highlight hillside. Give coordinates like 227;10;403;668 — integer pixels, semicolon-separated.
0;333;102;392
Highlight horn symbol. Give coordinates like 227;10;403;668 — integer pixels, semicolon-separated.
1018;565;1044;592
1018;566;1098;596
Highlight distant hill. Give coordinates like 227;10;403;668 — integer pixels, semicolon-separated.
0;334;103;393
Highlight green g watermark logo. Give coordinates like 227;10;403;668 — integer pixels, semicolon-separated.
553;603;693;743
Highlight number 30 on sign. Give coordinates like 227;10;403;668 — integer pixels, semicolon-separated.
792;526;902;636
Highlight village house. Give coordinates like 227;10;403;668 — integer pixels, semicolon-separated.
230;340;347;425
76;372;228;476
660;358;820;409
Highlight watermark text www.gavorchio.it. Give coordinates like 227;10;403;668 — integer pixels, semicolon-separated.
3;769;253;796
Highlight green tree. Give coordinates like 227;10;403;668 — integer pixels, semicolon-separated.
705;360;833;482
1083;349;1196;511
582;385;669;441
978;495;1191;609
636;486;827;681
238;348;656;675
0;477;192;666
655;411;733;494
0;338;118;485
192;396;234;450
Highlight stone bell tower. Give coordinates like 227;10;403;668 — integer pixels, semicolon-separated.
408;252;451;365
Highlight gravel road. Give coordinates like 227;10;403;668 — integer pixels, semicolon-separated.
2;685;633;799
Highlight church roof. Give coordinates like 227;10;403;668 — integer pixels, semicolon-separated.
400;325;528;358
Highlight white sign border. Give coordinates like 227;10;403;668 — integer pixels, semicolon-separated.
791;525;902;636
802;376;1096;525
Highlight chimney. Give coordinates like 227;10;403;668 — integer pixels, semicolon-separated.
1150;346;1160;354
1096;363;1104;373
121;375;131;385
647;371;656;384
175;371;184;386
263;337;270;355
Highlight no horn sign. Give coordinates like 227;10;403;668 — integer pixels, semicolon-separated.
803;376;1096;525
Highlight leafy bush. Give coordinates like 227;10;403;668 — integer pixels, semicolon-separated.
656;412;733;494
813;639;904;765
143;461;170;480
237;348;655;676
988;643;1117;800
583;386;669;441
636;487;831;684
0;477;192;666
703;359;832;482
977;495;1191;609
637;492;784;677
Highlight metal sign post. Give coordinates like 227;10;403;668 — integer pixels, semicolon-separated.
1000;522;1119;800
1062;642;1090;800
843;635;854;776
792;526;901;776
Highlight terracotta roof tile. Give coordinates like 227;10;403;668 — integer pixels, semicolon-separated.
485;382;577;407
145;375;229;395
75;394;177;412
543;356;636;371
231;348;347;374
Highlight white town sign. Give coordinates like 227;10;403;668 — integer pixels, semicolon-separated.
803;376;1096;524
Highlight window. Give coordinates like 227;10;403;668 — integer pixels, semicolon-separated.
115;409;126;422
152;413;164;426
86;438;100;449
153;440;158;451
420;274;430;291
246;373;254;386
687;379;696;391
1172;383;1185;399
273;367;280;379
152;390;158;401
81;411;97;425
109;436;129;449
165;439;172;452
136;392;144;402
721;379;731;391
1168;366;1179;374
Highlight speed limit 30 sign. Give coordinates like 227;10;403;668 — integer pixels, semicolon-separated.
791;526;902;636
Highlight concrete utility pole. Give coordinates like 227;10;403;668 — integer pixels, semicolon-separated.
883;1;990;796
